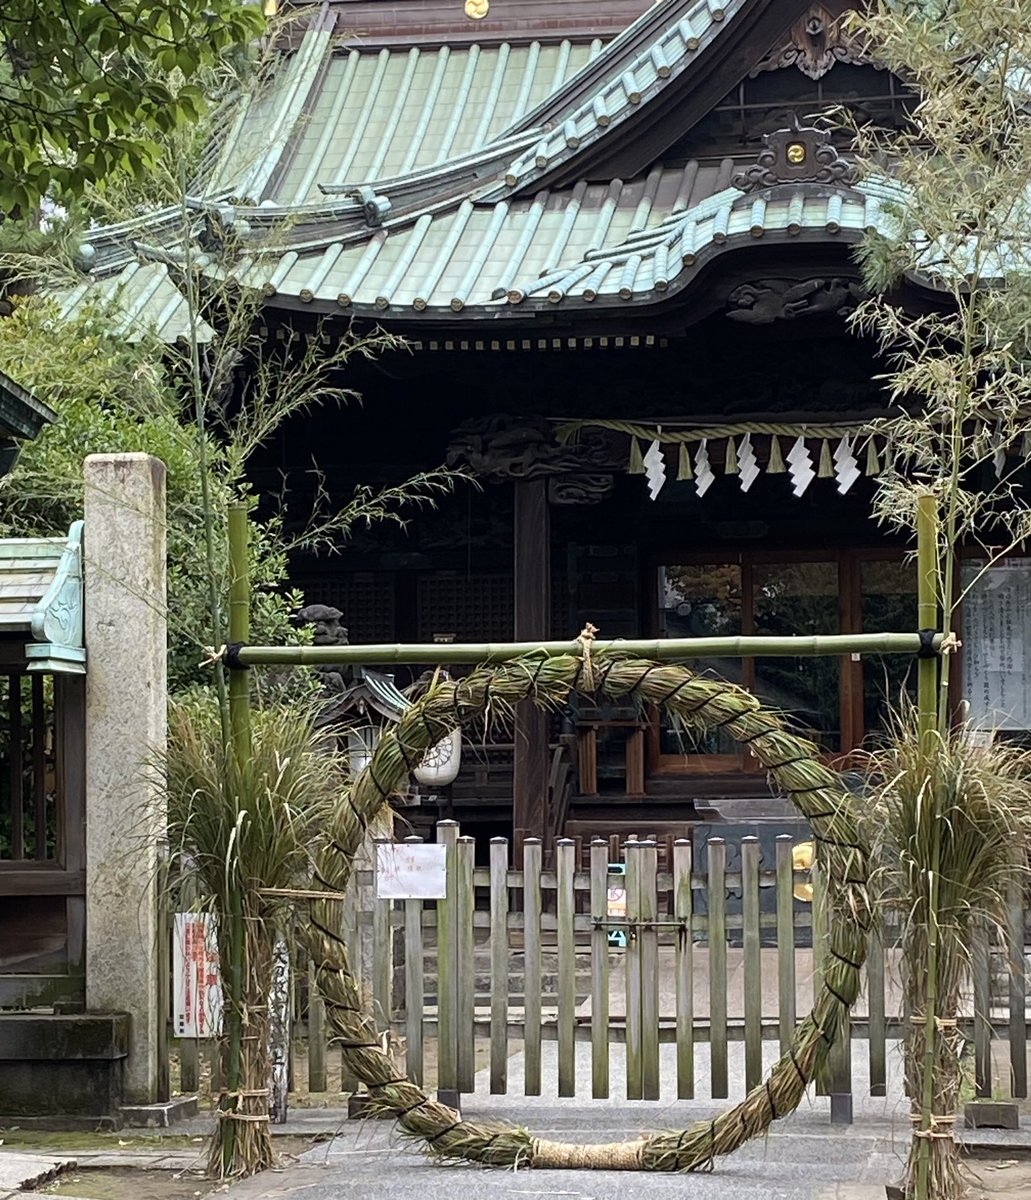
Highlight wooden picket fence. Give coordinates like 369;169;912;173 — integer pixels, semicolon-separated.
302;820;1031;1108
171;820;1031;1112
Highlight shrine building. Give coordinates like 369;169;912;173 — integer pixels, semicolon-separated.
62;0;1026;848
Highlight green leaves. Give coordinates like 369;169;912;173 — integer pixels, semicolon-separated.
0;0;264;210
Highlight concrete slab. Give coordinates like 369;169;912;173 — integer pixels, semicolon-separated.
0;1149;76;1190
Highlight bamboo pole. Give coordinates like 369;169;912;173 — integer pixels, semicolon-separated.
224;501;252;1174
915;492;940;1200
916;493;938;748
228;503;252;759
235;632;943;669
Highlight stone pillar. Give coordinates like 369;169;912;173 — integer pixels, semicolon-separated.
84;454;167;1103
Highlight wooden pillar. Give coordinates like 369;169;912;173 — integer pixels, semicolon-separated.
513;479;550;839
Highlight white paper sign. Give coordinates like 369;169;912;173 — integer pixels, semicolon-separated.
173;913;223;1038
963;560;1031;730
376;843;448;899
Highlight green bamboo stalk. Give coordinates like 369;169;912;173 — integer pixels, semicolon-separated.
916;494;938;751
915;493;940;1200
228;504;252;760
235;632;942;669
223;502;252;1175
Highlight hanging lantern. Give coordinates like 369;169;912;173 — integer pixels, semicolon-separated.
347;724;381;776
413;728;463;787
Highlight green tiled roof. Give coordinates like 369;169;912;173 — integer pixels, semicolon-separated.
496;0;748;193
55;0;901;332
209;27;607;205
0;523;85;674
234;179;888;312
58;261;215;343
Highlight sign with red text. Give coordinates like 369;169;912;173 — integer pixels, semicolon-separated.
173;913;223;1038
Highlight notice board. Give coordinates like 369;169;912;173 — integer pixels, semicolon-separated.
962;559;1031;730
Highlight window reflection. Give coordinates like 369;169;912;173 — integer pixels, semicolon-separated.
753;562;841;751
862;559;916;743
658;564;743;756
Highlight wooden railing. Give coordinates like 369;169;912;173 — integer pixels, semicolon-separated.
169;820;1031;1112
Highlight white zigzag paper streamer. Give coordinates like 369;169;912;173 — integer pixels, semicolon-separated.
738;432;759;492
833;435;860;495
694;438;715;497
643;438;666;500
786;436;815;497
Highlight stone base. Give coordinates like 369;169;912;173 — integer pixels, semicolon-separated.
120;1096;199;1128
0;1012;129;1125
964;1101;1020;1130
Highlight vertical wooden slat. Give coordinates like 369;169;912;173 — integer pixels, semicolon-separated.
373;839;392;1031
866;928;886;1097
708;838;728;1099
339;870;360;1094
625;839;643;1100
590;838;610;1099
639;840;660;1100
673;838;694;1099
55;676;86;985
972;915;992;1098
489;837;509;1095
436;820;460;1097
556;838;576;1096
156;836;170;1102
741;837;762;1091
775;835;796;1058
31;675;46;860
523;837;543;1096
404;891;425;1088
456;835;477;1093
1007;865;1027;1098
9;674;24;859
812;861;828;1096
308;961;327;1093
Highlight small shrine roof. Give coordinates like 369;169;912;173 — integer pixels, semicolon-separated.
0;523;85;674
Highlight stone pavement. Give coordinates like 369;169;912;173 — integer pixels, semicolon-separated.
0;1150;76;1198
219;1038;996;1200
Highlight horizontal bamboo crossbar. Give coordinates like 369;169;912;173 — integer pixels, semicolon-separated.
234;631;942;667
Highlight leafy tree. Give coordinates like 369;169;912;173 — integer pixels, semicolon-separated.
0;294;300;692
0;0;263;212
848;3;1031;1197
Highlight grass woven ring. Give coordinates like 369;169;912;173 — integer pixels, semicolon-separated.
305;652;871;1172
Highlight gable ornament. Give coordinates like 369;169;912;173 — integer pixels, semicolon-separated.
732;123;858;191
750;3;880;80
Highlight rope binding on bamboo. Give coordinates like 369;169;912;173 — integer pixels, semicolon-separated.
303;648;872;1173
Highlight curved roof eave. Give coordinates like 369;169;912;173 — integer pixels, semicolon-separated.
248;182;889;320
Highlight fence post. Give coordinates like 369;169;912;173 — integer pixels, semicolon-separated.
308;961;327;1093
403;835;425;1089
625;839;643;1101
741;836;762;1092
639;840;660;1101
972;915;992;1098
1007;861;1027;1098
436;820;460;1105
373;839;392;1031
456;835;477;1093
590;838;610;1099
867;926;886;1098
707;838;728;1099
673;837;693;1100
523;837;543;1096
775;835;796;1061
490;837;510;1095
556;839;577;1097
